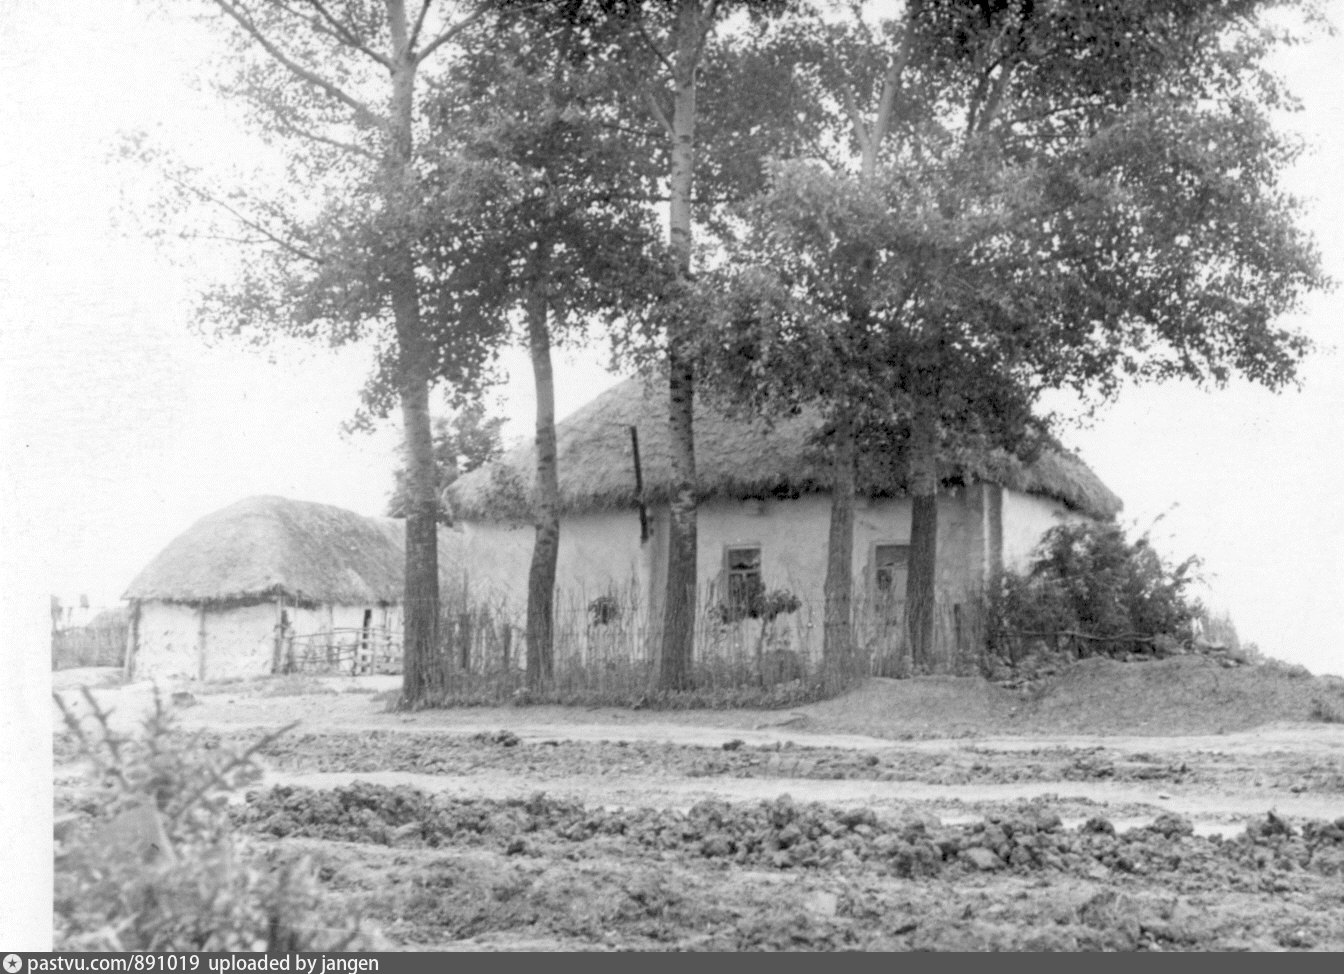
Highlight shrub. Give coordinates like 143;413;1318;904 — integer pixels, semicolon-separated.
1310;697;1344;723
53;688;368;951
710;587;802;626
986;521;1203;664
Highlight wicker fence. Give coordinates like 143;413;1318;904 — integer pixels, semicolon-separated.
328;586;988;700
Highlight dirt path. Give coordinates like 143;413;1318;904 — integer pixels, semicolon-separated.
56;672;1344;835
53;669;1344;950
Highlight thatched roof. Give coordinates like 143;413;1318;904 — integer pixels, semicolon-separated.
449;377;1122;521
124;496;460;606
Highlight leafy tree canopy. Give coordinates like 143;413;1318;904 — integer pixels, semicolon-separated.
386;402;506;519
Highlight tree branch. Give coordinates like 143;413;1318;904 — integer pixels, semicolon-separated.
208;0;385;130
271;112;380;160
297;0;394;67
416;0;496;64
164;169;323;264
840;86;872;163
633;16;676;76
408;0;433;51
645;89;675;138
864;31;911;172
692;0;722;67
975;62;1015;137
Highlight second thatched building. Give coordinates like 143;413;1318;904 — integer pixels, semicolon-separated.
122;496;462;682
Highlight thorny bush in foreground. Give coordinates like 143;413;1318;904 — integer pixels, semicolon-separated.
53;687;368;951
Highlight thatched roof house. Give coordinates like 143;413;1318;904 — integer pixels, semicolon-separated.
448;378;1121;670
449;377;1121;520
123;496;462;682
126;495;415;607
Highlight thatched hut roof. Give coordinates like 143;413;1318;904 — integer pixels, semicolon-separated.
124;496;461;606
449;377;1122;521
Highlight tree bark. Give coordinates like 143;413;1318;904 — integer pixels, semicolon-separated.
525;248;558;688
386;0;440;706
662;354;697;690
822;417;856;669
818;38;907;683
658;0;702;691
905;398;938;672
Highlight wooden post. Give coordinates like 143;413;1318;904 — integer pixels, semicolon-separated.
197;606;208;682
459;611;473;670
631;425;649;544
124;601;141;682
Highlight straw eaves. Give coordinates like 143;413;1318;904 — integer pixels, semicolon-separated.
124;496;460;606
449;378;1122;521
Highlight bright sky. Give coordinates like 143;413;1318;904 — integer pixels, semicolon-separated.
2;0;1342;678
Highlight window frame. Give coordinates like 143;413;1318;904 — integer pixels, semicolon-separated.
872;542;911;600
723;544;764;617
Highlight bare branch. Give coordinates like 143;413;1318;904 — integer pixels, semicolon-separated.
208;0;385;130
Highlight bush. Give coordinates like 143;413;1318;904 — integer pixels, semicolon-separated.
53;688;369;951
986;521;1202;665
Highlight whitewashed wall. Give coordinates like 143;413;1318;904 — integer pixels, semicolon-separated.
458;485;992;630
128;601;201;681
201;602;277;680
130;598;402;681
1000;491;1081;570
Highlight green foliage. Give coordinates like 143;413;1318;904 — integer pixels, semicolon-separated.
987;520;1204;661
53;688;365;951
588;594;622;627
387;403;505;520
711;586;803;625
1310;697;1344;723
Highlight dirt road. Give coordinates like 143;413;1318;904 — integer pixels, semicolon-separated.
53;669;1344;950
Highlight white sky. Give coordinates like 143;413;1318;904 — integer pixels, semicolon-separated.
2;0;1342;678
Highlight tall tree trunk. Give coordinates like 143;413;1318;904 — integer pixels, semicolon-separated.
819;42;908;683
659;0;702;691
387;1;440;706
905;398;938;671
398;358;441;700
525;250;558;688
822;417;856;668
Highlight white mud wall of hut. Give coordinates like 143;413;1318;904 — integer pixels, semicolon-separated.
1001;491;1081;571
458;485;999;658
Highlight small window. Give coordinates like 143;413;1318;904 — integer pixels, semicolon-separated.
724;545;764;614
874;544;910;596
